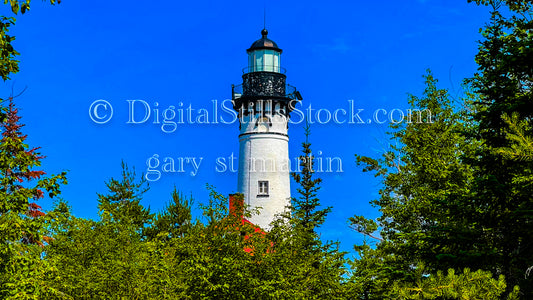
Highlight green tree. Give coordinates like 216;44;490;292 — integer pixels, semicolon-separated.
0;97;67;299
146;187;193;241
348;73;499;299
496;113;533;160
465;0;533;296
46;163;156;299
46;204;156;299
0;0;60;81
0;2;67;297
392;266;519;300
97;161;152;233
264;125;347;299
291;124;332;233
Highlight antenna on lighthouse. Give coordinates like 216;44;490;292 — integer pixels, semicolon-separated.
263;4;266;30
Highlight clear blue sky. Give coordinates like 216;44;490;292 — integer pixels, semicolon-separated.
4;0;490;255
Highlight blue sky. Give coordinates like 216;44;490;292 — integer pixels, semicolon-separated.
4;0;490;255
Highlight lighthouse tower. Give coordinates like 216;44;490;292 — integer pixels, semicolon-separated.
232;29;301;229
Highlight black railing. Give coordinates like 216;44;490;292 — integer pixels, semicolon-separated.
242;65;286;74
232;84;243;100
286;84;297;98
232;83;299;100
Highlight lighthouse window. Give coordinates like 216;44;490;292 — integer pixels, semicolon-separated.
264;100;272;115
258;181;269;196
264;50;274;72
255;50;264;71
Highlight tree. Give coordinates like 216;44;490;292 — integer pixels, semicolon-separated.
145;187;193;241
290;124;332;243
0;0;60;81
46;163;156;299
348;72;502;299
0;2;71;298
465;0;533;296
46;203;157;299
97;161;152;233
496;113;533;160
392;266;519;300
263;125;347;299
0;97;67;299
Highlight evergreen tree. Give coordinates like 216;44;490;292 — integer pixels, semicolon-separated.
265;124;347;299
47;163;156;299
146;187;193;240
392;266;519;300
497;113;533;160
97;161;152;232
348;73;498;299
465;0;533;296
290;124;332;241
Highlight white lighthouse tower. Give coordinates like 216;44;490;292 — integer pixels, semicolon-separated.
232;29;302;229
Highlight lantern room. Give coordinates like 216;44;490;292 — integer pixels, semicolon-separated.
246;29;283;73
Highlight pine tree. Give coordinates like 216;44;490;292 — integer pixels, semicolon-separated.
264;124;347;299
466;0;533;296
146;187;193;240
291;124;331;240
97;161;152;232
46;163;155;299
349;73;487;299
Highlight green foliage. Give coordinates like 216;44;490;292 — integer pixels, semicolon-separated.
0;0;59;80
259;124;348;299
97;161;152;231
349;0;533;294
467;0;532;13
392;267;519;300
0;17;18;80
496;113;533;160
46;164;158;299
465;0;533;296
348;72;508;299
46;204;156;299
290;124;332;243
0;98;67;299
146;187;193;240
43;173;348;299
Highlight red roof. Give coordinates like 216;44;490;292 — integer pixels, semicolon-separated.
228;194;269;254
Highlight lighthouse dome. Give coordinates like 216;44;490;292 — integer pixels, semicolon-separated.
247;29;282;53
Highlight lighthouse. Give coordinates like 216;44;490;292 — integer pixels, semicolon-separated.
232;29;302;229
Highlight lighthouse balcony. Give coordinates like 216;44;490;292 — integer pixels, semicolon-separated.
232;82;298;101
242;65;286;74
